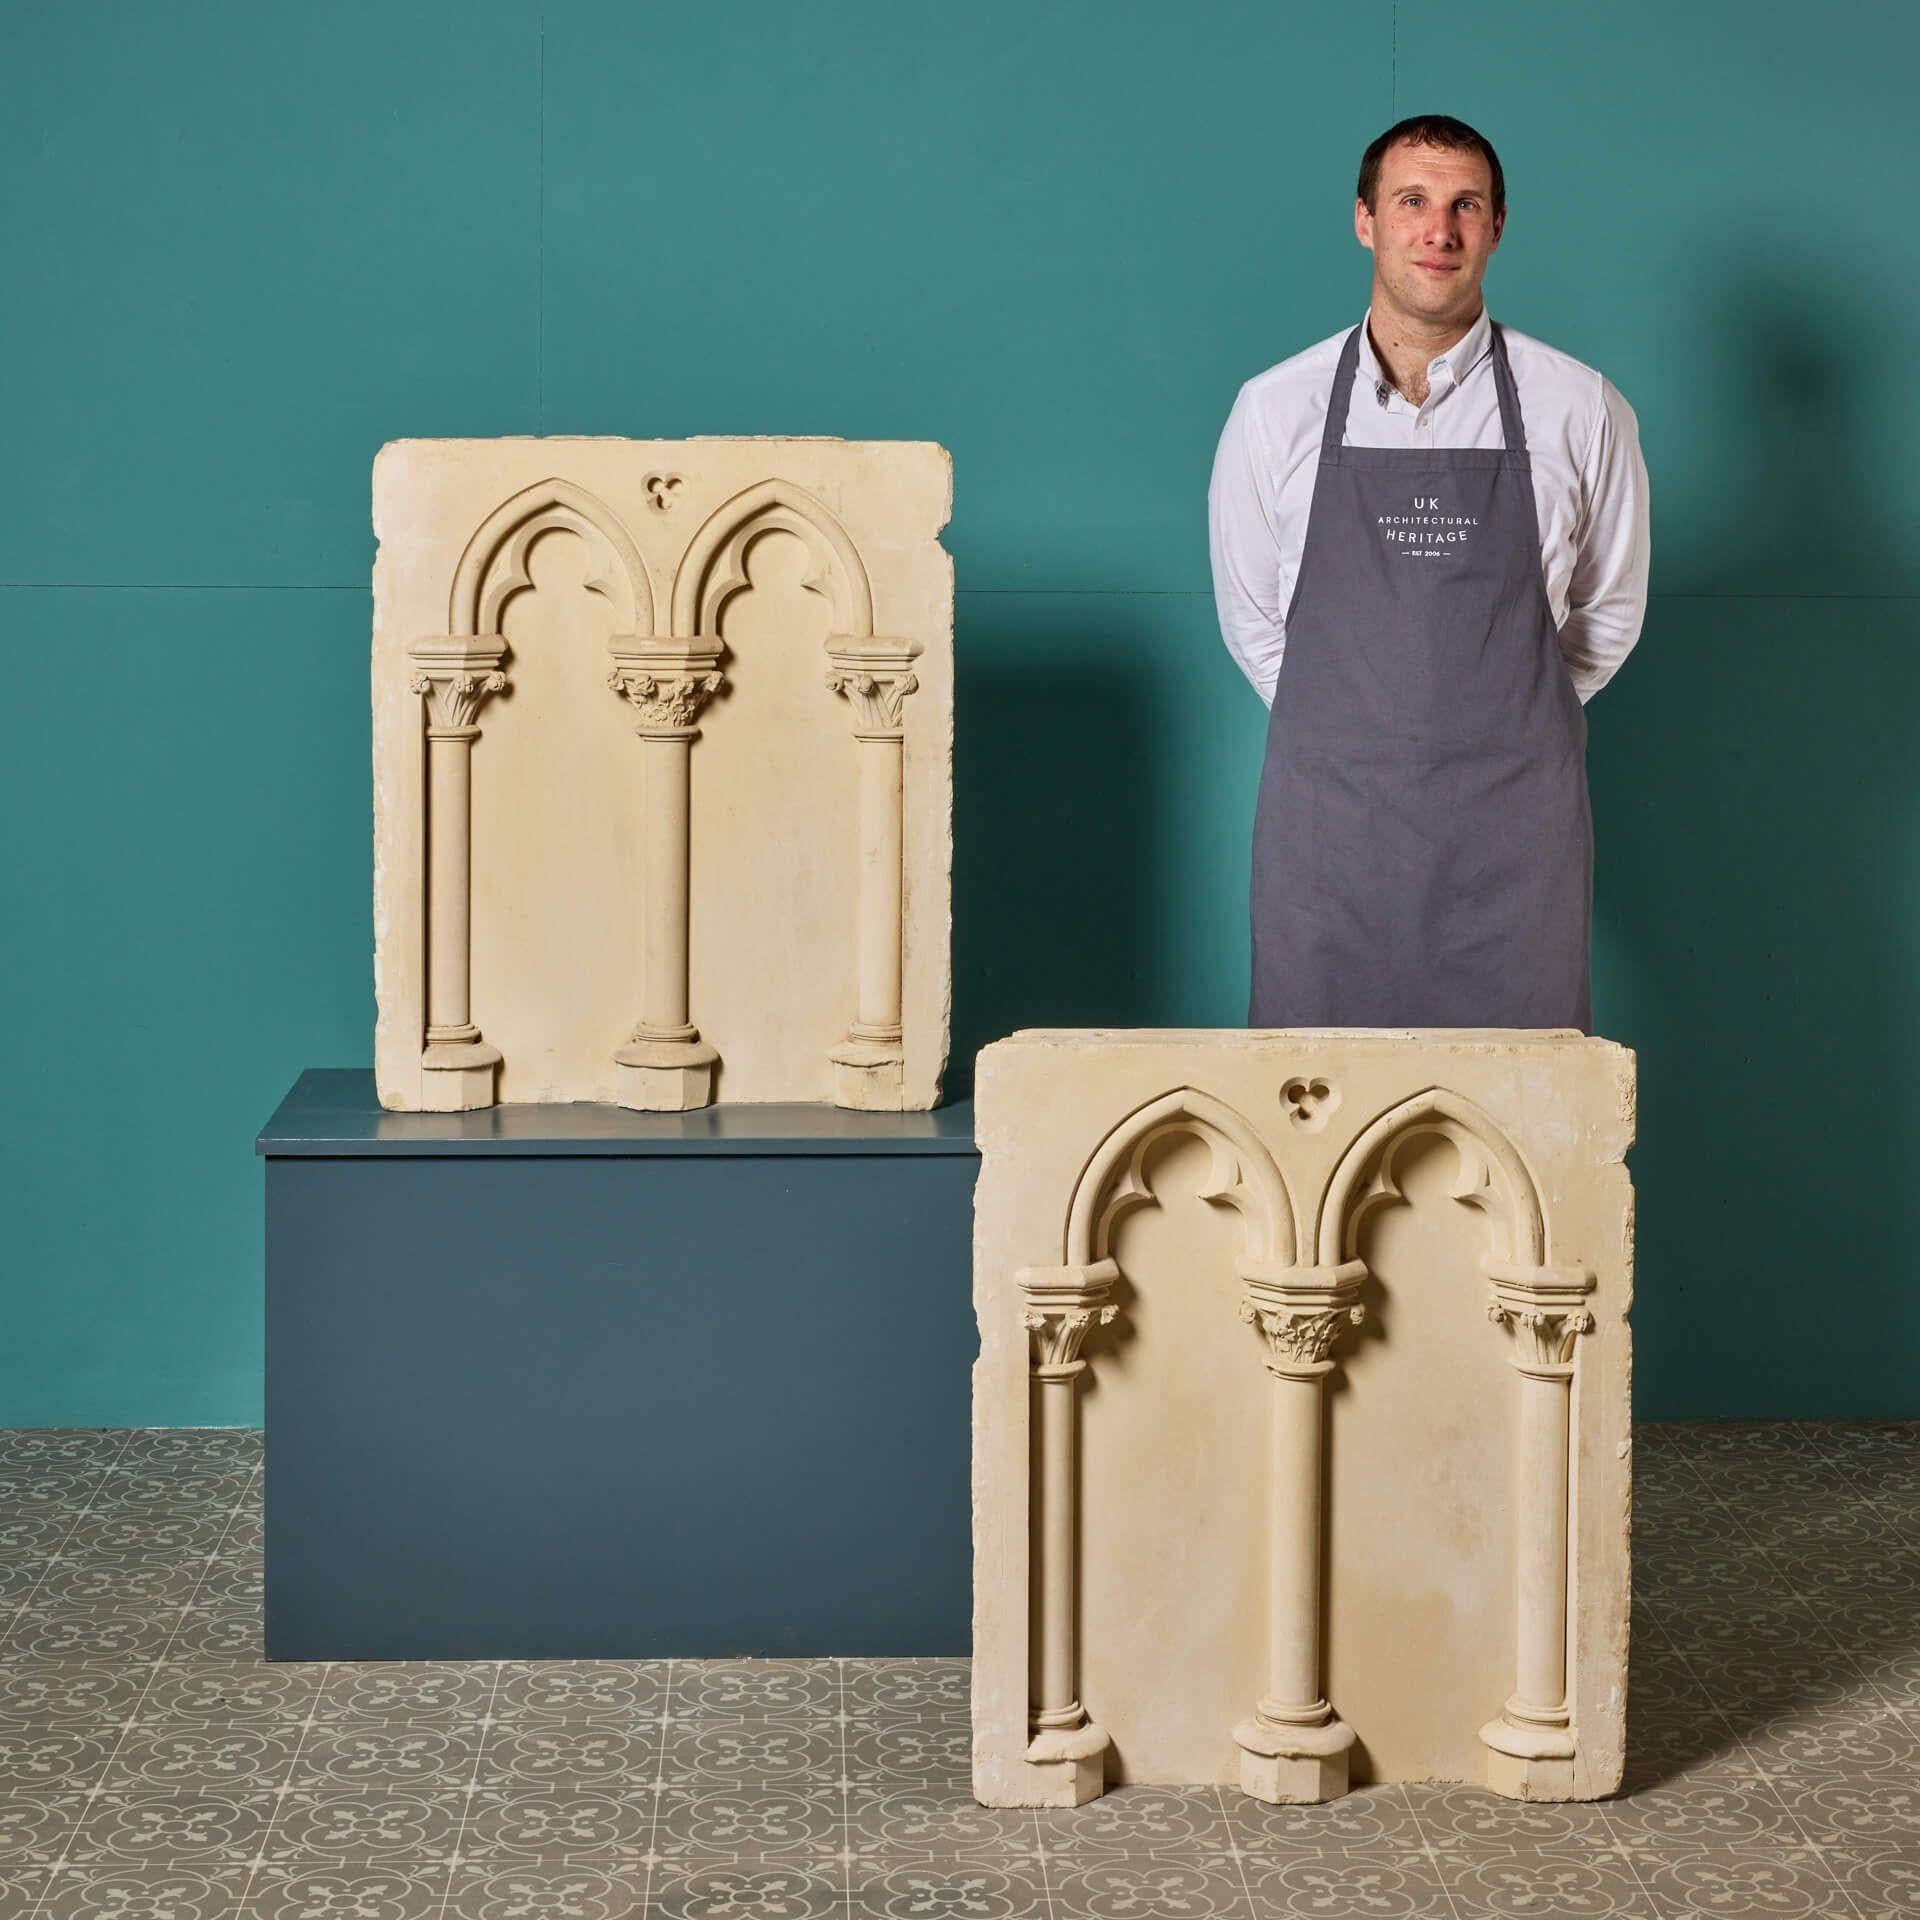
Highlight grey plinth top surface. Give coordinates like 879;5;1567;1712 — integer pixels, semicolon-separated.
256;1069;979;1159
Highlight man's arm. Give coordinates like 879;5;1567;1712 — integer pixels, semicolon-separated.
1208;383;1288;705
1560;374;1651;702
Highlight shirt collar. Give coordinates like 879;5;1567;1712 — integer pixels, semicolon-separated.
1357;302;1493;400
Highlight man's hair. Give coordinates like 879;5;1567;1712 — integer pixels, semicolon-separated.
1357;115;1505;223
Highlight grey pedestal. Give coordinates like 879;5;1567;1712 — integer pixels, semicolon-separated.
256;1069;979;1660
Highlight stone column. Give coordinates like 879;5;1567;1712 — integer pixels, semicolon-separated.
408;637;509;1112
1233;1259;1367;1803
608;641;725;1111
1481;1260;1595;1800
1016;1258;1120;1807
825;639;922;1110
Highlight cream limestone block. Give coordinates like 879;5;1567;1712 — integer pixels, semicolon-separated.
371;439;952;1112
971;1029;1635;1809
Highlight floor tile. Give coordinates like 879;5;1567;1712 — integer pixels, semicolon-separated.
120;1430;259;1461
59;1513;231;1559
489;1662;667;1721
1241;1848;1459;1919
262;1790;471;1864
1412;1779;1615;1852
1432;1846;1657;1917
36;1864;253;1920
0;1434;128;1470
650;1858;834;1918
0;1661;152;1723
0;1791;89;1865
101;1722;305;1793
315;1664;497;1723
842;1718;969;1785
1033;1786;1231;1854
672;1660;839;1719
850;1859;1045;1920
0;1513;73;1561
847;1785;1036;1859
661;1719;840;1787
1737;1700;1920;1781
64;1791;279;1865
33;1557;206;1609
475;1721;659;1791
654;1781;843;1859
0;1868;53;1915
1820;1845;1920;1917
288;1722;486;1792
443;1861;647;1918
0;1469;110;1510
137;1657;325;1723
247;1863;453;1920
1045;1850;1251;1919
163;1605;266;1658
1602;1770;1807;1849
844;1660;969;1719
457;1787;658;1862
0;1721;123;1791
1783;1772;1920;1846
1627;1845;1854;1917
1226;1781;1423;1854
3;1606;181;1660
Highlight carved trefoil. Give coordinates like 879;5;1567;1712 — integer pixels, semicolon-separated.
371;440;952;1112
971;1031;1634;1808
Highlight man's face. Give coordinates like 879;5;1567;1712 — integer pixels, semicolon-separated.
1356;139;1503;324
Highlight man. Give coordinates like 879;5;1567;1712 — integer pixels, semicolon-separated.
1209;115;1649;1034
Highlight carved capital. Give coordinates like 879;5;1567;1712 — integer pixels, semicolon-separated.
1486;1262;1596;1374
1241;1300;1366;1369
1239;1260;1367;1377
607;639;725;735
408;636;508;732
826;638;923;736
1017;1259;1121;1376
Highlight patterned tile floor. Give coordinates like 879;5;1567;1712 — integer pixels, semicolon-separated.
1;1424;1917;1918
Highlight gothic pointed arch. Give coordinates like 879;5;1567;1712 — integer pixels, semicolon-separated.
669;477;875;639
1313;1086;1547;1266
448;478;654;637
1064;1087;1300;1268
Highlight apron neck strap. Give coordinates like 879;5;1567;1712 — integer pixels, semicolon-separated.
1321;315;1529;455
1489;320;1527;453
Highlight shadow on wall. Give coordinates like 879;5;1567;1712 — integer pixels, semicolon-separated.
945;594;1265;1095
948;626;1162;1095
1596;269;1920;1417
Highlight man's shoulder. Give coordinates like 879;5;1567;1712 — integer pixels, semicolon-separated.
1496;322;1637;426
1234;324;1355;411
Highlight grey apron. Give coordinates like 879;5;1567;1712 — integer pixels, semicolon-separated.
1248;318;1592;1031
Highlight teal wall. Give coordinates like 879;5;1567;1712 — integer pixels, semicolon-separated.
3;1;1916;1424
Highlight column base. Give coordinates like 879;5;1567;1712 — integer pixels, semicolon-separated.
616;1036;718;1112
832;1041;905;1111
420;1041;501;1112
1233;1713;1354;1804
1480;1712;1577;1801
1024;1721;1109;1807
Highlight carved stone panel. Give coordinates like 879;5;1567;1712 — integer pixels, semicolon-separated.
371;439;952;1112
971;1029;1635;1807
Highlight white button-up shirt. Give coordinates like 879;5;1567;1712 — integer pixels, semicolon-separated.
1208;306;1650;705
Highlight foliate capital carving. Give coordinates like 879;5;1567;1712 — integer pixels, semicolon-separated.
827;638;923;736
1486;1262;1596;1373
1241;1301;1366;1369
1017;1259;1121;1375
607;639;725;735
1239;1260;1367;1377
408;637;509;732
